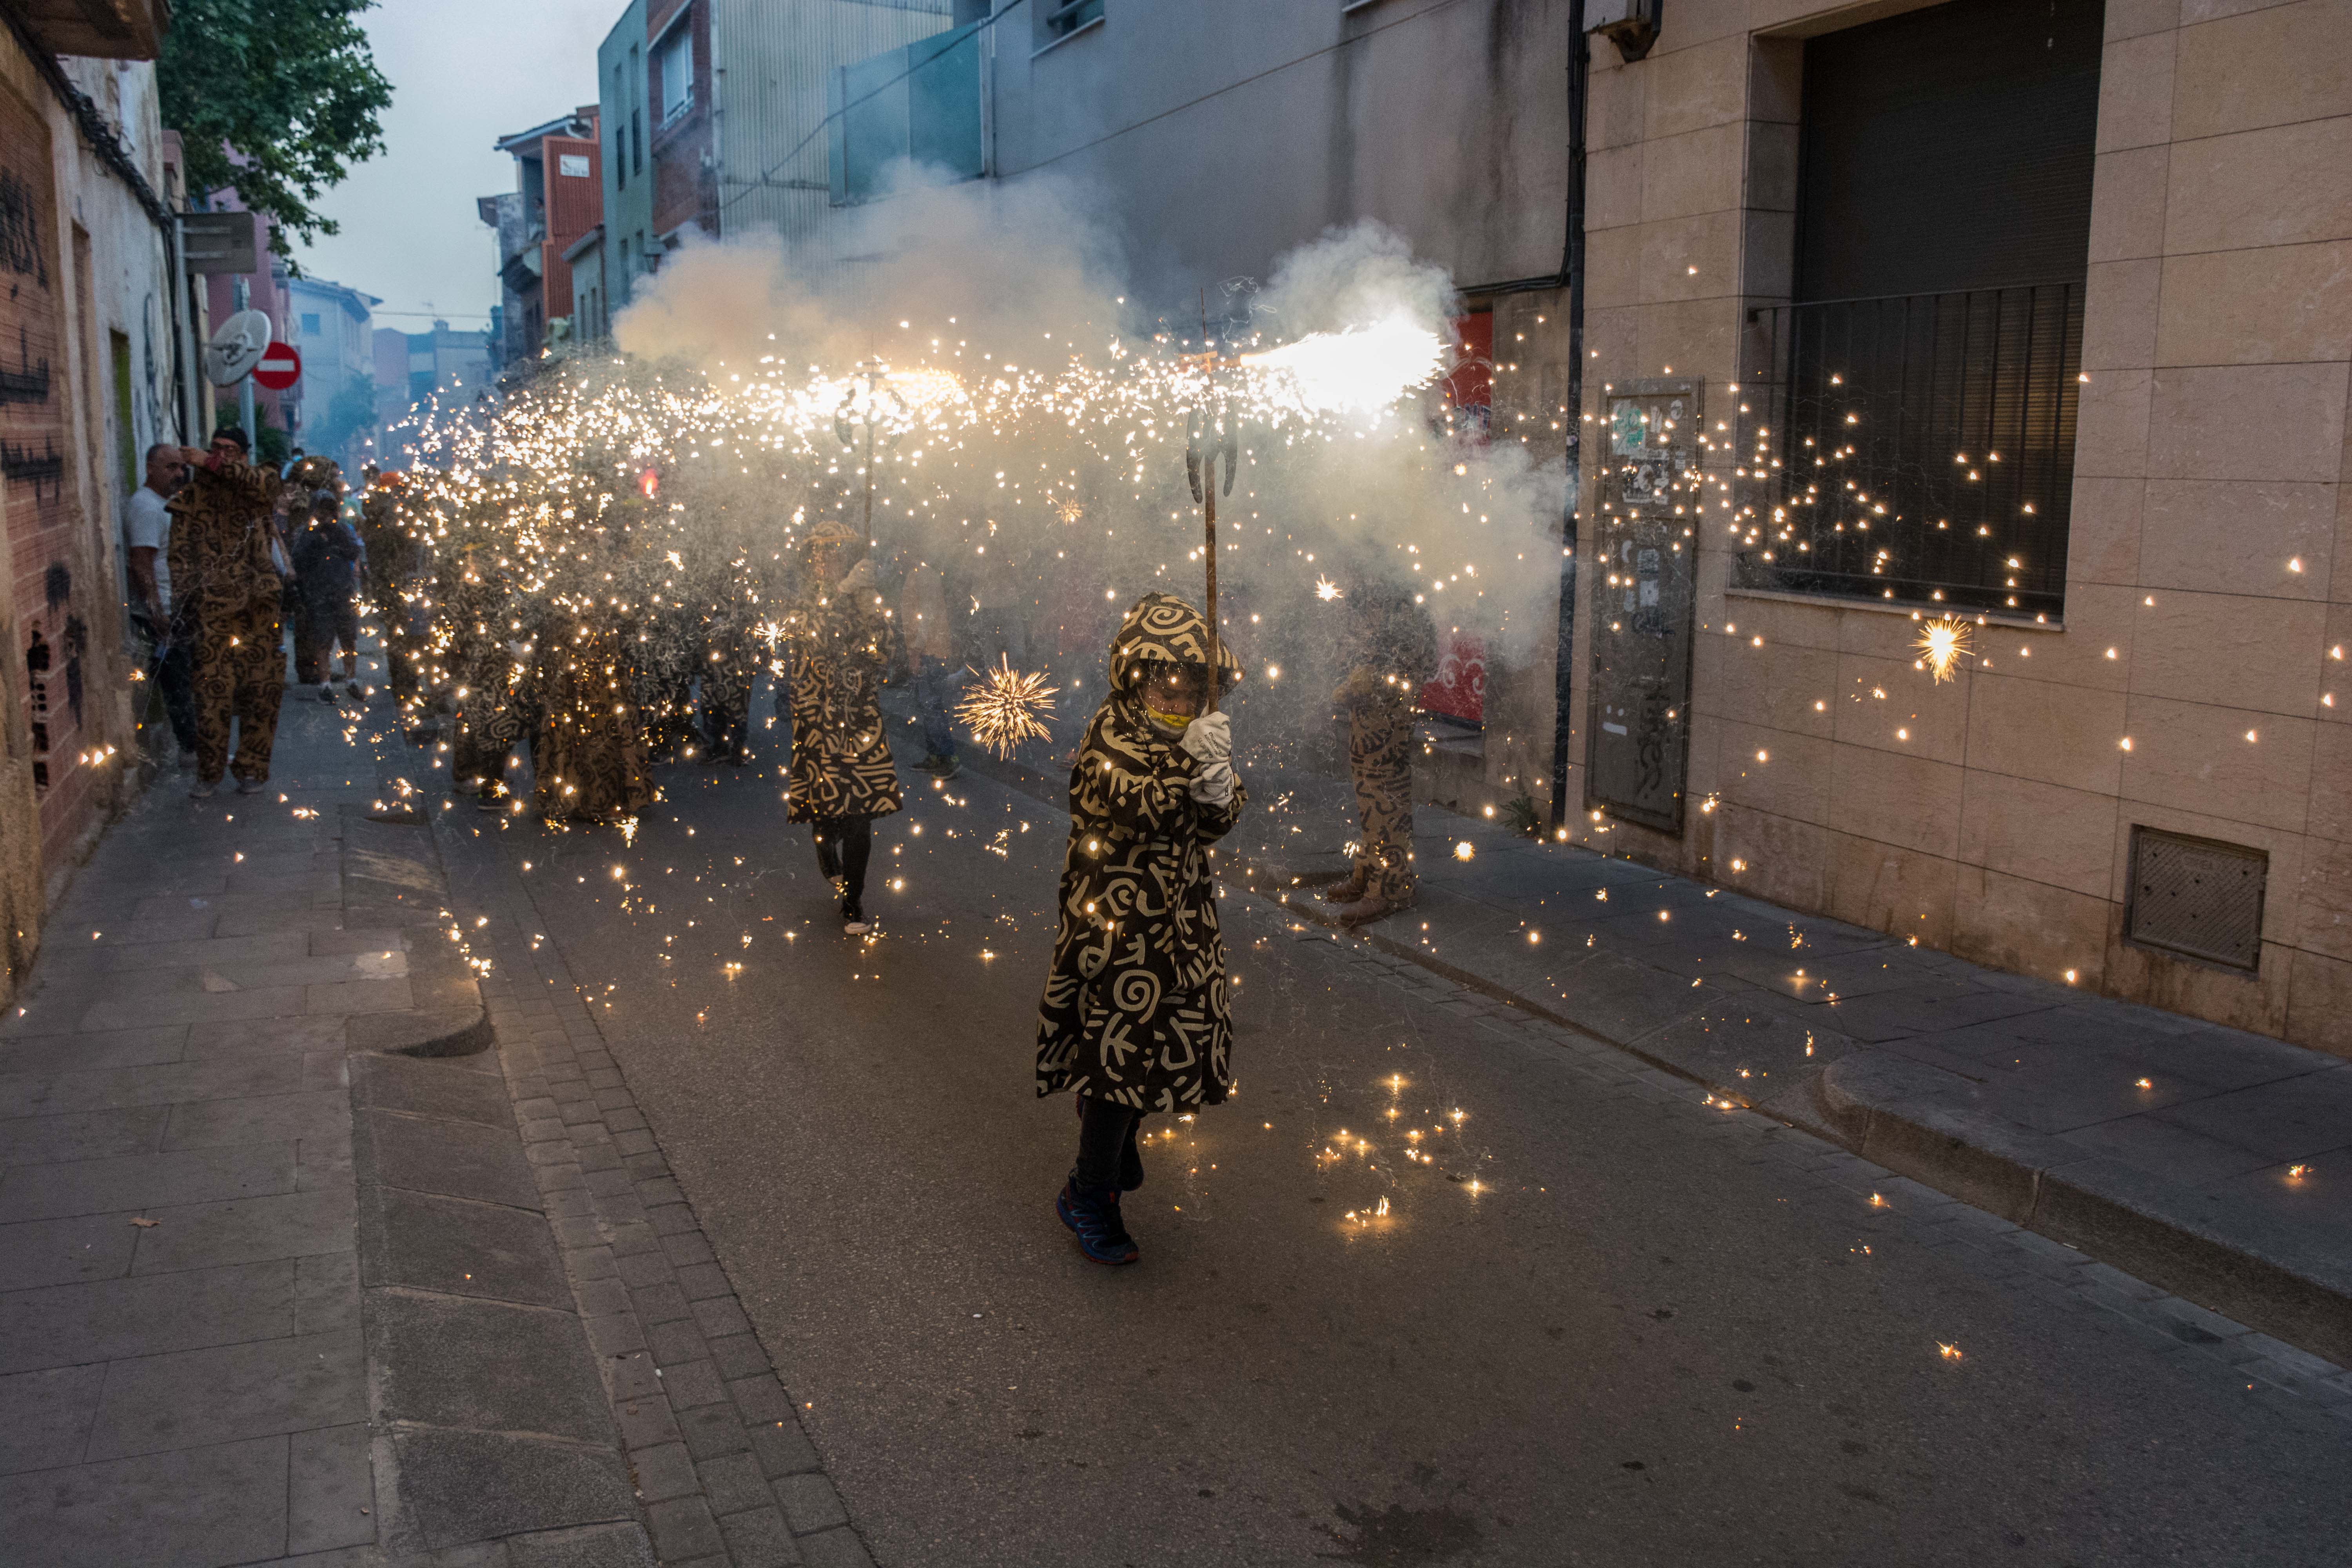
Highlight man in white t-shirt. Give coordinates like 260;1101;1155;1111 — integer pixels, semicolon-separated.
125;442;198;762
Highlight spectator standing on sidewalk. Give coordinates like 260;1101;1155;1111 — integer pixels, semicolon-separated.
292;489;365;702
167;427;288;797
124;442;199;768
897;548;961;779
1036;593;1245;1266
1323;575;1436;926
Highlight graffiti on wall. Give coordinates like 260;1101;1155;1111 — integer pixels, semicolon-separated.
2;83;87;853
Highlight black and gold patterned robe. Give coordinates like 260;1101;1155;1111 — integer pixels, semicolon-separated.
781;580;902;822
439;546;523;793
529;564;655;821
1037;593;1246;1113
1334;583;1436;902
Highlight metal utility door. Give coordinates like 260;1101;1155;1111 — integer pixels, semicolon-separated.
1584;379;1700;834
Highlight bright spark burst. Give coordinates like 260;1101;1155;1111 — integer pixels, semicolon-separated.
955;656;1059;758
1240;315;1445;417
1914;615;1971;683
1315;576;1344;602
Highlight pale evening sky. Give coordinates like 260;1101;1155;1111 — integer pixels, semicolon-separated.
293;0;619;331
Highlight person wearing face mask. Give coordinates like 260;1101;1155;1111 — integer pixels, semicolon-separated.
782;520;903;933
1036;592;1245;1266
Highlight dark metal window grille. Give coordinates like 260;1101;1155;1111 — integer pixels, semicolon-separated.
1736;283;2082;617
2127;827;2266;973
1045;0;1103;38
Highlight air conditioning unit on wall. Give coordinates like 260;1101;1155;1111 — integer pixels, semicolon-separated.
1586;0;1662;62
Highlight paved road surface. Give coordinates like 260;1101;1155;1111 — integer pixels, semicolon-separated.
439;759;2352;1567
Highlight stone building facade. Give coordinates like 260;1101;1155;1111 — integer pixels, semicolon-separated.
0;0;191;1006
1562;0;2350;1052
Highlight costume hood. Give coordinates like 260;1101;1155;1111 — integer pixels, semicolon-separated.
1105;592;1243;698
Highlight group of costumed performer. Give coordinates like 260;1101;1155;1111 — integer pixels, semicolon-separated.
420;486;658;823
395;469;1252;1268
1034;592;1246;1266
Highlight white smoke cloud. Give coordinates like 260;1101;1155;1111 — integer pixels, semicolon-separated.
613;171;1126;371
600;174;1563;771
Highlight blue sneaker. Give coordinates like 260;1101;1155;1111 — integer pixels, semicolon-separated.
1056;1179;1139;1265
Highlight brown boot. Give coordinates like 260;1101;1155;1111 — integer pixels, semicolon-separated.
1319;871;1368;904
1328;894;1396;926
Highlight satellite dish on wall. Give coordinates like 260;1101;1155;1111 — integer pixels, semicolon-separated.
205;310;272;385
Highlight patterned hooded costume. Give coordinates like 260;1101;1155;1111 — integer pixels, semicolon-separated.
356;476;427;701
1036;593;1247;1113
167;455;287;786
781;520;902;823
1332;581;1436;905
437;542;523;796
528;532;655;821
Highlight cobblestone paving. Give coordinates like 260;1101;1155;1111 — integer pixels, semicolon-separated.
440;818;876;1568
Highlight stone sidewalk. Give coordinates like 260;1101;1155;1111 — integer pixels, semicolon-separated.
964;735;2352;1374
0;693;653;1566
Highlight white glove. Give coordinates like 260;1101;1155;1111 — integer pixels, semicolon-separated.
1188;757;1236;807
1179;708;1231;765
837;558;876;593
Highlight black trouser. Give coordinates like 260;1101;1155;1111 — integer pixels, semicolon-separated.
1073;1095;1145;1192
140;613;199;752
810;814;872;900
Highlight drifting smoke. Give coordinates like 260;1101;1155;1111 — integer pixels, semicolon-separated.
613;174;1125;371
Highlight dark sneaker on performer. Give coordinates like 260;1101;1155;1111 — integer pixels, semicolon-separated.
842;896;869;936
1056;1180;1139;1265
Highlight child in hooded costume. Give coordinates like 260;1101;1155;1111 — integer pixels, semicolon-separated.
1037;593;1245;1265
782;520;902;933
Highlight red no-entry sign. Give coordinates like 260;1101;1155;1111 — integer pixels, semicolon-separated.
252;341;302;391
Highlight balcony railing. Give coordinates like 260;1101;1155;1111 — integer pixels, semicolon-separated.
1045;0;1105;39
1735;282;2083;618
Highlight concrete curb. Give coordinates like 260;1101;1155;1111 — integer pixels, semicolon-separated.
1811;1050;2352;1369
428;803;883;1568
339;803;655;1566
339;808;493;1059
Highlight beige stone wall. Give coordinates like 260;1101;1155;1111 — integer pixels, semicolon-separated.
1558;0;2352;1055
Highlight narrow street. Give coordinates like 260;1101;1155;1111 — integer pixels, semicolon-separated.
434;752;2352;1568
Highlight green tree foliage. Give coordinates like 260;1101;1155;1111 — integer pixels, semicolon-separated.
159;0;393;259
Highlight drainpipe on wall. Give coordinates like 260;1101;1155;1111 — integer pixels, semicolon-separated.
1548;0;1592;833
168;213;201;443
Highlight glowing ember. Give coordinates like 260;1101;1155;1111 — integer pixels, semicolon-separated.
1315;576;1344;602
956;656;1059;758
1453;841;1474;860
1914;615;1972;683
